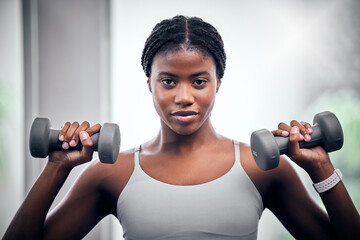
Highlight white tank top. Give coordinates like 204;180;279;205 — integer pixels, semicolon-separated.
117;140;263;240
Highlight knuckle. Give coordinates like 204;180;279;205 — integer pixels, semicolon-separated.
290;120;298;126
87;123;101;135
300;121;307;126
82;121;90;127
73;135;79;141
80;132;93;146
60;122;70;132
86;129;94;136
83;140;94;149
59;130;66;136
64;133;73;141
289;134;296;141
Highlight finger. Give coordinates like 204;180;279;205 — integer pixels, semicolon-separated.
288;126;303;160
290;120;307;141
301;120;313;137
79;131;94;162
271;129;289;137
299;121;312;142
63;121;79;149
86;123;102;136
59;122;70;142
278;122;291;132
277;122;292;137
70;121;90;147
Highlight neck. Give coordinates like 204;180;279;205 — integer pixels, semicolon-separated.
150;118;220;153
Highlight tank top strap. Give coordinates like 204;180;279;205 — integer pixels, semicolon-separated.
232;140;240;163
134;145;141;168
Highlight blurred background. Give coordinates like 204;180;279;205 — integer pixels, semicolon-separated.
1;0;359;239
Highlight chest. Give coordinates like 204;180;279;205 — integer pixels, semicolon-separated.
117;162;263;240
139;149;235;186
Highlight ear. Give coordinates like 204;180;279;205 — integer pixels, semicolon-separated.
216;78;222;93
147;78;152;93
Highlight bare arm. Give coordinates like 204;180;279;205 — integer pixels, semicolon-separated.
267;122;360;239
314;166;360;239
3;161;71;239
3;121;104;239
43;159;116;239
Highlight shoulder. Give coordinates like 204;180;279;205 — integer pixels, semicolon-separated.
74;148;136;203
238;142;305;206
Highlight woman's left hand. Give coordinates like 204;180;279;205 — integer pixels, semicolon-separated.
272;120;332;176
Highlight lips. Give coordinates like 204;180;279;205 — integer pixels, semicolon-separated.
170;110;199;123
171;110;199;116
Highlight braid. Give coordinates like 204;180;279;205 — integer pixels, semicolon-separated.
141;15;226;79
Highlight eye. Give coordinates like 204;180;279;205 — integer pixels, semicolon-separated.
161;79;176;87
193;79;207;87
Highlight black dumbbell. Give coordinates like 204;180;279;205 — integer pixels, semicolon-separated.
250;111;343;171
29;117;121;164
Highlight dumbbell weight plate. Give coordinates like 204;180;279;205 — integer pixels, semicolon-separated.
251;129;280;171
313;111;343;152
29;117;51;158
98;123;121;164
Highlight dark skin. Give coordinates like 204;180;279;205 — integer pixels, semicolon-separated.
4;50;360;240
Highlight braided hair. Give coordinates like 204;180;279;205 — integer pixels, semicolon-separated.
141;15;226;79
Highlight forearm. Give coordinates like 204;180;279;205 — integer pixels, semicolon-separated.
308;163;360;239
3;162;71;239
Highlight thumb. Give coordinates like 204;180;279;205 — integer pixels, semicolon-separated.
288;126;303;160
79;131;94;162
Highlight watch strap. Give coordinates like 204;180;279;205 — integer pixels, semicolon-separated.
313;168;342;193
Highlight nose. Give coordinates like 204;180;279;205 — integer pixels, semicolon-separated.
174;83;194;106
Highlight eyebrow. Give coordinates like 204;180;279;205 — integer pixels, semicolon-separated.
190;71;210;78
159;72;178;77
158;71;210;78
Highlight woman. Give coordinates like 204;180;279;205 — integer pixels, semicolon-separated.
4;15;360;240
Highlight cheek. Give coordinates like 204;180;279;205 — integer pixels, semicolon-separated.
204;96;216;115
202;91;218;118
200;89;216;108
152;89;169;114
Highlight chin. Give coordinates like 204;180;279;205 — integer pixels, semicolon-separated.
170;124;201;136
174;129;196;136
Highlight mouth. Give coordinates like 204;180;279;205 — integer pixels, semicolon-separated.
170;110;199;123
171;111;199;117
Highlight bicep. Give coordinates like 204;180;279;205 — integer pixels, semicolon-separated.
43;162;113;239
265;157;333;239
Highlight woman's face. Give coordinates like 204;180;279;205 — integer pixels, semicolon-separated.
148;50;221;135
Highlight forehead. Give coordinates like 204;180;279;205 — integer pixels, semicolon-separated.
151;50;216;76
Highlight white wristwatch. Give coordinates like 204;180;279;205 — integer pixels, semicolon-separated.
313;168;343;193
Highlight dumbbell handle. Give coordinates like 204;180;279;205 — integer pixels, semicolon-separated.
276;124;323;155
48;129;99;151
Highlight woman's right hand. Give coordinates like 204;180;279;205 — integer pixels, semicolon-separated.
3;121;102;240
49;121;101;170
